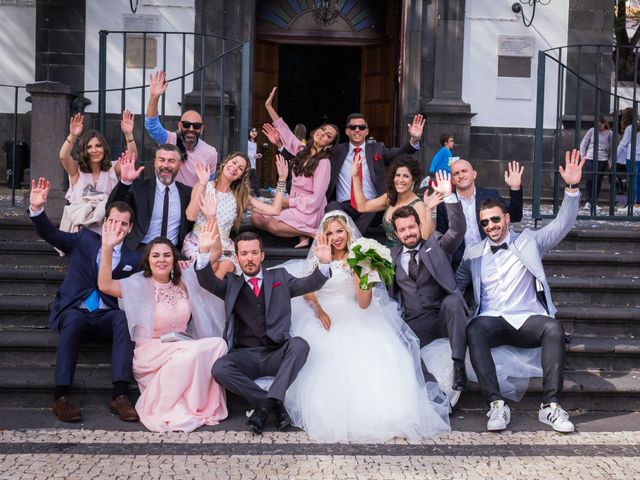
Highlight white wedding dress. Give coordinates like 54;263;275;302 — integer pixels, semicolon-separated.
283;260;451;443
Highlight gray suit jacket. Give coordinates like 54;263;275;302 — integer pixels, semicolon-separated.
389;200;466;310
195;263;329;349
455;191;580;318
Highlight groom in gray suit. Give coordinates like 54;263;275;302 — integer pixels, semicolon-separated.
389;173;469;391
195;230;332;434
456;149;585;433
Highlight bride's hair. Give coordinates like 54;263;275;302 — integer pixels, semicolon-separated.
214;152;250;230
320;213;354;254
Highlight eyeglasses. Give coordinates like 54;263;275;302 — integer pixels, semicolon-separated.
181;121;203;130
347;124;368;131
480;216;503;228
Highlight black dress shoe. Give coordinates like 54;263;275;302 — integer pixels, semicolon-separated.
274;403;292;431
452;365;467;391
247;407;269;434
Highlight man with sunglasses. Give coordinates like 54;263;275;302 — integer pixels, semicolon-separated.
144;70;218;187
456;149;585;433
325;112;425;233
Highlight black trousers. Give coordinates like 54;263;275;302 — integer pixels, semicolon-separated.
584;159;609;205
211;337;309;409
325;200;383;234
467;314;566;405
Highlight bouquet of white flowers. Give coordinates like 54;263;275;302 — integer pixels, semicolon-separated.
347;238;394;290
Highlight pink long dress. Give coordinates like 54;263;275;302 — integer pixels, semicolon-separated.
272;118;331;235
133;279;228;432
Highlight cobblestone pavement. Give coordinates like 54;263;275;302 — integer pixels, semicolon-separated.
0;429;638;479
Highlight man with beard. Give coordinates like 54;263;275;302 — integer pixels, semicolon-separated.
388;172;469;392
107;145;193;252
145;71;217;187
194;228;332;434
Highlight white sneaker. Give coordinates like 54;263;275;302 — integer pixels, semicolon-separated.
538;403;575;433
583;202;591;211
486;400;511;431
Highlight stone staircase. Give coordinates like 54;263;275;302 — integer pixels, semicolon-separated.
0;216;638;412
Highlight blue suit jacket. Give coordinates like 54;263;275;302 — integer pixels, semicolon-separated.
29;211;141;331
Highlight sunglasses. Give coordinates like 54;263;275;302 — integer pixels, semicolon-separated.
181;121;203;130
480;216;503;228
347;124;368;131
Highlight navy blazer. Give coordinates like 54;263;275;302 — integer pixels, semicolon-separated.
29;211;141;331
436;186;523;267
327;141;419;202
107;176;193;251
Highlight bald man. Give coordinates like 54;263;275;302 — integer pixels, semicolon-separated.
436;159;524;270
144;71;218;187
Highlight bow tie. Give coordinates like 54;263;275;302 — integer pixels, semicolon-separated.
490;243;508;254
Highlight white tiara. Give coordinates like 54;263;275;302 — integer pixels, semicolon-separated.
321;210;351;223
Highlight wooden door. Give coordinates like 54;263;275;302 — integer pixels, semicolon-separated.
253;40;279;187
360;42;395;146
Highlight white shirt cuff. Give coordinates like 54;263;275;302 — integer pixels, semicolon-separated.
28;207;44;217
565;189;580;197
195;252;211;270
317;263;330;277
120;179;133;186
410;140;421;150
443;194;458;204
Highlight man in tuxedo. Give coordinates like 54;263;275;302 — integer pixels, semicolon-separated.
456;150;584;433
28;177;141;422
107;145;193;252
194;228;332;434
388;172;469;391
325;113;424;233
436;159;524;270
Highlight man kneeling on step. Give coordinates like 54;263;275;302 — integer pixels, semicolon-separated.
456;149;585;433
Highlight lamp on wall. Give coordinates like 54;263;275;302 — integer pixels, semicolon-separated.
312;0;341;26
511;0;551;28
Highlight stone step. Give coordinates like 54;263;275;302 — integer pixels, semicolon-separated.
543;251;640;277
554;229;640;253
0;295;50;327
0;240;66;268
557;305;640;336
548;277;640;306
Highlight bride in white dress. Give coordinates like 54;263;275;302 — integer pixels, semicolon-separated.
282;211;450;443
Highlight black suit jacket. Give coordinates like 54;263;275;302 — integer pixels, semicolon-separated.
326;141;419;202
195;263;329;349
436;186;523;267
29;211;141;331
107;177;193;251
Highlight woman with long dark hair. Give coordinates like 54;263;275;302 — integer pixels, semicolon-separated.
252;87;340;248
351;154;439;247
59;111;138;233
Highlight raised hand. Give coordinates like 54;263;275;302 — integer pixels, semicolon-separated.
262;123;283;148
118;151;144;183
120;110;135;136
313;233;332;264
101;218;127;250
69;113;84;138
275;154;288;181
195;161;212;186
351;153;362;178
198;218;221;258
265;87;277;109
407;114;425;141
432;170;453;197
504;161;524;191
423;188;444;209
149;71;169;98
29;177;51;211
199;187;218;220
559;149;585;188
178;259;193;271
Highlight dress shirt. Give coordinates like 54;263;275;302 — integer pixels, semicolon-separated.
457;189;483;247
478;235;547;329
400;244;422;276
195;255;331;278
142;179;181;245
84;243;123;310
336;143;377;202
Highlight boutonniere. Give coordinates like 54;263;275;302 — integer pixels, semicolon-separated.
272;281;282;288
373;152;383;162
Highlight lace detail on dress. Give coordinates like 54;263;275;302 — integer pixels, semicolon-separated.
153;282;189;308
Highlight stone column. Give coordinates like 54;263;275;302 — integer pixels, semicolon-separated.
422;0;474;168
25;81;77;220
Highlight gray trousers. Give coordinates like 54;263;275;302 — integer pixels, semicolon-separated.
405;293;468;361
211;337;309;409
467;314;566;405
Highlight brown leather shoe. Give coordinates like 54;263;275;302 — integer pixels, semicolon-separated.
109;395;139;422
53;396;82;422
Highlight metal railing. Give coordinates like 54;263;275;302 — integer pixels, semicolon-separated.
0;83;29;206
79;30;251;167
533;44;640;222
